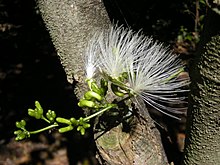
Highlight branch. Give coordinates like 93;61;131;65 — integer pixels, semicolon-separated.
37;0;110;84
36;1;168;164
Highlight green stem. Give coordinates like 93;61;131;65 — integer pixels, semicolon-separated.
84;105;115;121
29;123;59;134
41;115;51;123
164;67;184;82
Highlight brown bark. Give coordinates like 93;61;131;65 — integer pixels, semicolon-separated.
95;99;168;165
36;1;168;164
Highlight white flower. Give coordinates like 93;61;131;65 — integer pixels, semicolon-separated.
127;41;188;119
85;25;189;119
84;35;99;79
97;26;147;78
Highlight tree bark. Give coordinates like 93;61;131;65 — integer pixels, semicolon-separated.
95;99;168;165
182;5;220;165
36;0;168;164
37;0;110;84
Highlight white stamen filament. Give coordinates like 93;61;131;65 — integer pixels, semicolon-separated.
84;25;189;119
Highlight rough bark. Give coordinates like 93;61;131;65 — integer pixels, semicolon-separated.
36;0;168;164
182;7;220;165
95;99;168;165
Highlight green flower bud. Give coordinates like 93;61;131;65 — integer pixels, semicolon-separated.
78;117;84;125
77;126;86;135
28;108;42;119
46;110;56;122
16;133;26;141
56;117;72;125
14;130;22;135
28;109;35;117
78;99;98;108
86;78;94;90
34;110;42;119
84;91;102;101
80;127;85;135
101;78;108;87
100;78;108;96
35;101;43;115
58;125;73;133
77;126;81;131
70;118;77;125
14;130;30;141
20;120;26;126
83;123;90;129
91;82;101;94
15;120;26;128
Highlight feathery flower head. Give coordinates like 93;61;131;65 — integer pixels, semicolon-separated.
126;41;189;118
84;25;189;119
97;26;147;79
84;35;100;80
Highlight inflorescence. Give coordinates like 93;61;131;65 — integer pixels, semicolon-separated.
15;25;189;141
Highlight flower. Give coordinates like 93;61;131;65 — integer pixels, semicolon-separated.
97;26;148;78
127;41;189;119
85;25;189;119
84;34;100;80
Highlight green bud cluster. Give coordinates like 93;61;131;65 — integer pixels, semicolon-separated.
14;73;133;141
78;78;108;109
46;110;56;122
14;101;59;141
28;101;44;119
14;120;30;141
14;129;30;141
55;117;90;135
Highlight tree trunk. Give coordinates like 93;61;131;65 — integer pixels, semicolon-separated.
182;5;220;165
37;0;110;84
95;99;168;165
36;0;168;164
